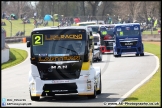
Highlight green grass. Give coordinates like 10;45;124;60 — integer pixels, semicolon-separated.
2;18;160;36
118;42;161;107
142;30;159;35
2;19;60;37
1;48;28;70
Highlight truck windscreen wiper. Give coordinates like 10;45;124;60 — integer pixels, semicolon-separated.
59;46;78;55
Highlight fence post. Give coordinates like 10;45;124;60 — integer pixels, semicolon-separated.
8;20;12;37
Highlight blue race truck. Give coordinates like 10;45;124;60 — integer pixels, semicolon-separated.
113;23;144;57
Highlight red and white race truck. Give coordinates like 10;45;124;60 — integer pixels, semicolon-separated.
87;24;115;54
100;24;114;53
98;24;115;54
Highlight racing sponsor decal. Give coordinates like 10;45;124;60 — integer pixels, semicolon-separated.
52;80;70;83
117;27;121;31
126;27;130;30
38;56;81;61
48;54;69;56
134;26;139;30
52;90;68;92
45;34;82;40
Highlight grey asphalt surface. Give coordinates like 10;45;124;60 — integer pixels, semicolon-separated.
2;43;158;107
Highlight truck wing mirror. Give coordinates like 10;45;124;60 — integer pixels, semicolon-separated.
27;41;30;47
89;38;93;45
84;48;89;62
90;31;92;36
141;29;143;32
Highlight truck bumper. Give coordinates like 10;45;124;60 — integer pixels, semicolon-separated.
29;75;95;96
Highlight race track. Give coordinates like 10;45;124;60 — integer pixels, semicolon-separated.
2;43;159;106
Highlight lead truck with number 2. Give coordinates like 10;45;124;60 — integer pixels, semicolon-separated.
113;23;144;57
27;26;102;101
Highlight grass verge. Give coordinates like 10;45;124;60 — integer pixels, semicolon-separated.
118;42;161;107
1;48;28;70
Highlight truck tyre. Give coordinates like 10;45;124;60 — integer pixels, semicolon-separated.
136;54;139;56
140;53;144;56
87;86;97;99
41;92;46;96
114;55;118;57
47;92;55;96
115;54;121;57
93;59;97;62
30;90;40;101
98;53;102;61
97;73;102;95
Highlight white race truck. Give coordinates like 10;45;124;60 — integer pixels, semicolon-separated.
93;33;102;62
27;26;102;101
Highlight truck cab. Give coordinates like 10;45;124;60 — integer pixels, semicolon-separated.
87;25;109;54
87;25;103;62
113;23;144;57
27;26;102;101
101;24;115;53
93;33;102;62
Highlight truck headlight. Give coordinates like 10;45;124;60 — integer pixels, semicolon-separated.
31;83;35;90
87;80;91;90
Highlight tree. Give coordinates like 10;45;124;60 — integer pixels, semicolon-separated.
82;1;86;16
87;1;100;16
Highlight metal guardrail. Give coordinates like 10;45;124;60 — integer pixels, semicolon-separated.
4;34;160;44
5;36;29;39
5;36;31;43
1;28;6;49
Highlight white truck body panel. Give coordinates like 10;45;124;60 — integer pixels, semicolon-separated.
29;64;101;96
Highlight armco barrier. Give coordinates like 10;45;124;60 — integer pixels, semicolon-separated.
5;36;31;43
1;43;10;64
1;28;6;49
5;36;27;39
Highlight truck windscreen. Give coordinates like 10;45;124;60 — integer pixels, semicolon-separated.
94;36;99;43
107;30;114;37
91;26;99;33
31;29;86;56
115;26;140;36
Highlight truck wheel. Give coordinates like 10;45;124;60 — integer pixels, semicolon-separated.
114;55;120;57
114;55;118;57
136;54;139;56
41;92;46;96
97;73;102;95
87;86;97;99
118;54;121;57
140;53;144;56
47;92;55;97
93;59;97;62
98;53;102;61
30;90;40;101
